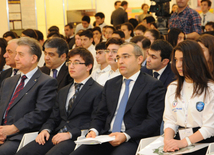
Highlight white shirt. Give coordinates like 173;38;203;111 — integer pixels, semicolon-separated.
163;80;214;139
11;68;21;77
152;65;167;80
200;11;214;26
87;44;98;70
91;65;111;86
75;23;93;34
99;22;107;31
37;51;45;67
125;37;132;42
49;62;65;78
105;68;121;81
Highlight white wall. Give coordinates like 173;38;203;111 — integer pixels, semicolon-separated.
0;0;9;37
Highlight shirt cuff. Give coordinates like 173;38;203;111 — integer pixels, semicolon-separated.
89;128;99;136
123;132;131;142
68;132;72;139
43;129;51;133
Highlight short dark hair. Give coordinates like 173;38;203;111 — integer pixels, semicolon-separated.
106;37;124;47
201;0;212;7
121;22;134;37
143;16;155;24
79;30;93;39
82;16;90;23
44;37;69;57
3;31;18;39
68;47;94;74
48;26;59;33
150;39;173;61
47;32;65;40
95;42;106;50
167;28;185;47
114;1;121;6
65;23;73;29
92;27;102;34
17;37;42;62
113;30;125;39
146;29;160;40
130;35;151;50
34;30;44;41
205;21;214;28
121;1;128;6
22;29;38;40
134;24;147;33
141;3;148;10
128;18;139;29
105;25;116;32
95;12;105;19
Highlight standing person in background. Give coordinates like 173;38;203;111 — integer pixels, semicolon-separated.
75;16;93;34
168;0;202;40
114;1;121;9
170;4;178;15
163;40;214;155
138;3;151;23
0;38;7;72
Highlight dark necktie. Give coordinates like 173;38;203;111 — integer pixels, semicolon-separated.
13;69;19;76
52;69;57;79
153;72;159;79
67;83;83;115
203;14;206;26
112;79;132;132
4;75;27;124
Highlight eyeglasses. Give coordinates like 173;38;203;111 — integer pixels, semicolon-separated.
66;61;86;66
105;50;118;54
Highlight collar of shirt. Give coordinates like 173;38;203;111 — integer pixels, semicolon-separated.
109;68;119;74
11;68;21;76
74;75;91;86
176;5;189;16
96;65;111;74
152;65;167;79
125;37;132;42
122;70;140;83
119;6;124;10
69;35;74;39
87;44;95;51
20;67;38;86
142;58;147;66
50;62;65;77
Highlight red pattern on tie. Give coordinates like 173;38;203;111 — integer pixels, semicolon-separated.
4;75;27;124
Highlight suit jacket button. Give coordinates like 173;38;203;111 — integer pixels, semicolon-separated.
67;121;69;123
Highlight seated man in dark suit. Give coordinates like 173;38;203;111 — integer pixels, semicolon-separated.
70;42;165;155
0;37;58;155
16;47;103;155
64;23;75;49
0;39;20;86
141;39;175;89
40;37;73;90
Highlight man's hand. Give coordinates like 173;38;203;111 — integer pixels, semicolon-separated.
86;131;96;138
0;125;19;137
163;139;187;152
109;132;126;147
52;132;71;145
35;130;50;145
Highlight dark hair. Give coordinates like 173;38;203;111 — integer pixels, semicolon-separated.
22;29;38;40
121;22;134;37
151;39;173;61
121;1;128;6
105;25;116;32
95;12;105;19
167;28;185;47
44;37;69;57
134;24;147;33
128;18;139;29
114;1;121;6
146;29;160;40
0;38;7;71
68;47;94;74
141;3;148;10
3;31;18;39
65;23;73;29
205;21;214;28
197;34;214;77
79;30;93;39
92;27;102;34
34;30;44;41
143;16;155;24
95;42;106;50
17;37;42;62
47;32;65;40
201;0;212;7
130;35;151;50
113;30;125;38
48;26;59;33
106;37;124;47
171;40;212;98
115;24;121;31
82;16;90;23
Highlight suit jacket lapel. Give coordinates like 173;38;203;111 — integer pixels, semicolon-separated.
159;64;170;85
63;82;73;116
56;63;66;86
125;72;147;113
9;69;41;110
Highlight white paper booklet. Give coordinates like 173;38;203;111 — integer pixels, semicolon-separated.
75;135;115;145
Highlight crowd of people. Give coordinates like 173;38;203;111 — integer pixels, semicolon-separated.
0;0;214;154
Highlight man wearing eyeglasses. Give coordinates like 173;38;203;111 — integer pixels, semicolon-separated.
70;42;165;155
17;47;103;155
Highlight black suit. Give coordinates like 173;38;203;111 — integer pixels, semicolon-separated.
0;69;57;155
67;37;75;49
111;7;128;27
0;68;12;87
40;63;73;90
141;64;175;89
16;77;103;155
71;71;165;155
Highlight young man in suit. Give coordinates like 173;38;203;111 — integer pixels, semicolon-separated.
0;37;58;155
40;37;73;90
141;39;175;89
64;23;75;49
16;47;103;155
70;42;165;155
0;39;20;86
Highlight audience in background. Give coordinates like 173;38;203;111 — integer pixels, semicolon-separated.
75;16;93;34
200;0;214;28
94;12;106;30
3;31;18;42
104;25;115;40
48;25;59;34
134;24;147;36
167;28;185;47
121;22;134;42
112;30;125;40
205;21;214;32
64;23;75;49
144;29;160;44
0;38;7;72
170;4;178;15
128;18;138;29
21;29;38;40
138;3;151;23
141;16;156;29
92;27;103;45
114;0;121;9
